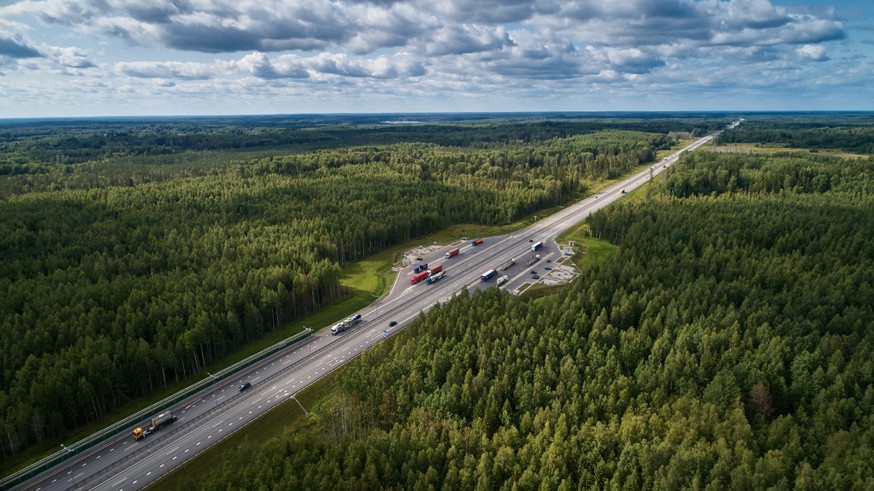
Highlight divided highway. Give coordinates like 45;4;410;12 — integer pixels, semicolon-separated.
14;124;731;491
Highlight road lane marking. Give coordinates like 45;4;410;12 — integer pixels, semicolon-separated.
166;446;179;455
112;477;126;486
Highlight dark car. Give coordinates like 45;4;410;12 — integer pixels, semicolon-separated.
415;257;423;261
546;259;552;263
239;382;251;392
388;321;397;327
531;270;537;274
352;313;362;321
545;266;552;270
532;274;541;280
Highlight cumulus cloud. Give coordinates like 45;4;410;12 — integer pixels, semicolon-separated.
116;60;216;80
0;34;42;58
0;0;858;115
797;44;829;62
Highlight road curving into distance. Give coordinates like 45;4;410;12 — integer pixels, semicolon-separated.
11;122;734;491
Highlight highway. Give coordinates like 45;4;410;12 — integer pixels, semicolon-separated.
16;123;731;491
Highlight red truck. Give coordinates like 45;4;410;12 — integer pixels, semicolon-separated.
411;271;430;285
445;248;459;258
471;238;484;246
428;264;443;275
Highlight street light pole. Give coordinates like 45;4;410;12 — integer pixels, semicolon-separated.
61;443;75;489
207;372;217;408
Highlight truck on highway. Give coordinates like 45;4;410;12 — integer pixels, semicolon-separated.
501;258;515;270
532;241;543;252
481;269;497;282
413;263;429;273
133;411;178;440
411;271;430;285
471;238;484;246
426;271;445;284
526;254;541;267
428;264;443;275
331;315;363;335
445;247;459;258
497;275;509;287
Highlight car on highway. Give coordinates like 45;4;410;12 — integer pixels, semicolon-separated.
546;259;552;263
532;274;540;280
388;321;397;327
545;266;552;270
621;189;626;194
239;381;251;392
531;270;537;274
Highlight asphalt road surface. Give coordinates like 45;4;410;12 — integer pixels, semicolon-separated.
16;124;730;491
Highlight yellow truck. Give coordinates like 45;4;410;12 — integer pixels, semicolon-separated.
133;411;177;440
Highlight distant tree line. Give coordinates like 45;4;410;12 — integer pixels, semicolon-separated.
716;116;874;154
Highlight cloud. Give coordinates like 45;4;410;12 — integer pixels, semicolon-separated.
424;25;514;56
0;34;42;58
0;0;860;116
116;60;216;80
797;44;829;62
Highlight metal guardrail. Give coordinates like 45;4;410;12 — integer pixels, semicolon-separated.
1;328;312;491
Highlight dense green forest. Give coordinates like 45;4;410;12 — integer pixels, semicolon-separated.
716;115;874;154
180;126;873;489
0;117;683;459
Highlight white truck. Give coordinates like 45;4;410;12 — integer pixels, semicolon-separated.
331;313;362;335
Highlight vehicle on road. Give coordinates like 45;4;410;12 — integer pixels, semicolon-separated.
531;270;538;274
501;258;515;270
471;238;484;246
545;266;552;270
413;262;429;273
497;275;509;287
331;315;363;335
388;321;397;327
480;269;497;281
239;382;251;392
532;274;540;280
546;259;552;263
621;189;626;193
445;247;459;258
426;271;445;284
532;241;543;251
410;271;430;285
133;411;177;441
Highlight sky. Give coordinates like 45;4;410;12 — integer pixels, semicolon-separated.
0;0;872;118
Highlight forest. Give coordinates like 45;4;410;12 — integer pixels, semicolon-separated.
0;116;689;460
171;119;873;489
